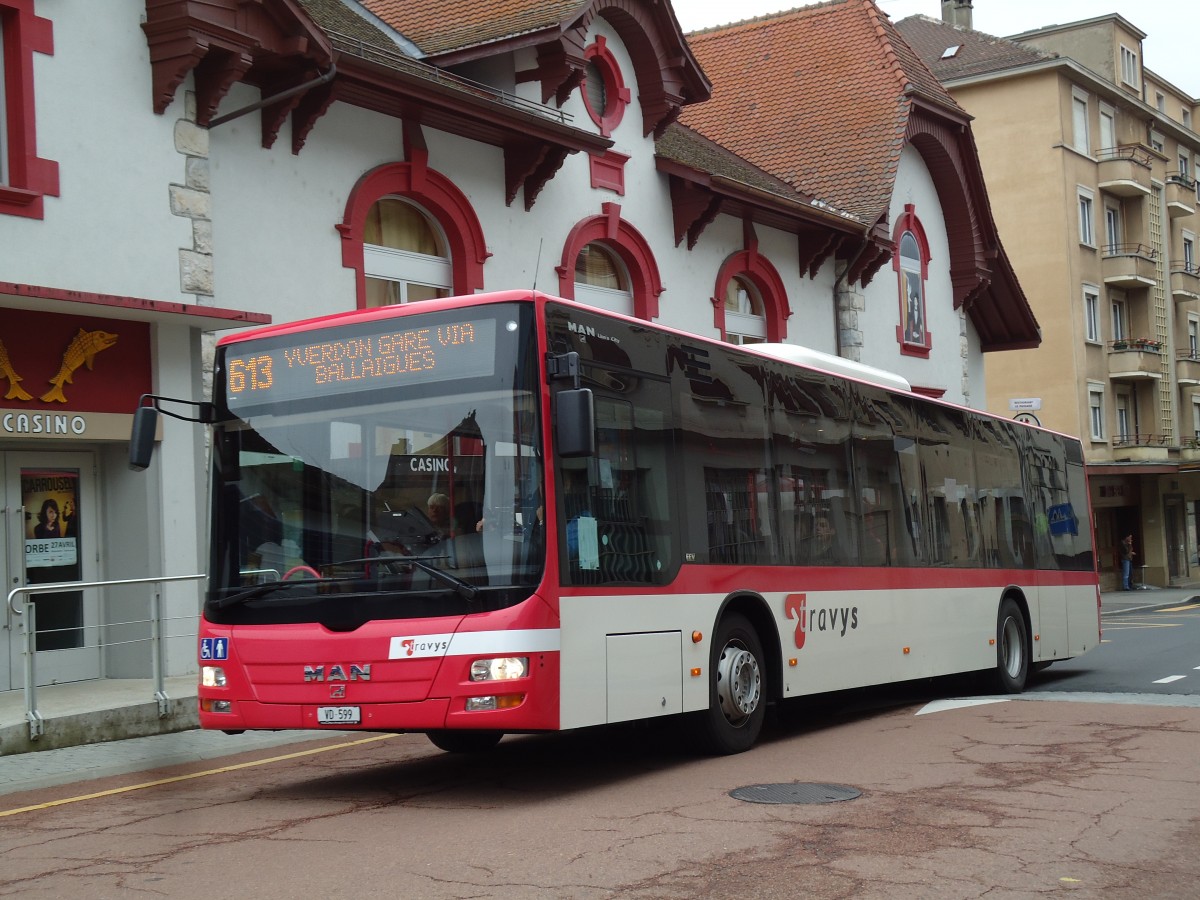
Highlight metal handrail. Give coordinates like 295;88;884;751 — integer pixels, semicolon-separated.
7;574;204;740
1102;242;1157;259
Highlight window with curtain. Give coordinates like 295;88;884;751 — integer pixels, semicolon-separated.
574;242;633;315
899;231;926;346
363;197;451;307
723;275;766;345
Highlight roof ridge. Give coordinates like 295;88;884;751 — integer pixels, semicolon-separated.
862;0;911;97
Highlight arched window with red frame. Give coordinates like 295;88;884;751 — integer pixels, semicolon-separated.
712;248;790;344
893;204;931;357
338;159;489;309
557;203;662;320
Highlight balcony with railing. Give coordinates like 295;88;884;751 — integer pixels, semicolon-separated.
1177;348;1200;384
1180;433;1200;462
1166;173;1197;217
1102;243;1158;288
1107;338;1164;379
1112;432;1171;462
1097;145;1153;197
1172;261;1200;301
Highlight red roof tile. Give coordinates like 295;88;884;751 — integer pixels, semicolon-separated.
360;0;586;56
680;0;963;223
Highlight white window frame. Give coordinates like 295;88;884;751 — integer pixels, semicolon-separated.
1155;92;1165;113
1111;292;1127;341
1071;89;1090;154
574;282;634;316
1188;315;1199;359
1183;232;1196;271
1104;204;1121;253
1192;400;1200;441
1088;384;1105;441
1098;103;1116;152
1179;154;1191;181
1120;45;1139;88
1115;392;1132;442
1149;129;1164;154
1083;285;1101;343
1078;188;1095;247
363;246;452;304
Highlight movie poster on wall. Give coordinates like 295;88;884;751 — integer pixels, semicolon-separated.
22;469;80;569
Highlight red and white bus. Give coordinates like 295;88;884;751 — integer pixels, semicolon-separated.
135;290;1100;754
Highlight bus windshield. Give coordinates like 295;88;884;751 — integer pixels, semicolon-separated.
205;302;545;626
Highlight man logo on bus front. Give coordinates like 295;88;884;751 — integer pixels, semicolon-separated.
785;593;859;649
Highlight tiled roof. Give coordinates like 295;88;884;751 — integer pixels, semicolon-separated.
297;0;398;52
680;0;964;224
657;122;861;222
894;15;1055;82
359;0;586;57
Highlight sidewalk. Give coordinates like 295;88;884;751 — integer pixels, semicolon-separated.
2;586;1197;762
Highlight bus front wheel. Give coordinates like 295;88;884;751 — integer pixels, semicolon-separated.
993;598;1029;694
692;613;766;755
425;730;503;753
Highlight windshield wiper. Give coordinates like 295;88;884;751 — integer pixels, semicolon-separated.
214;579;310;610
386;554;480;601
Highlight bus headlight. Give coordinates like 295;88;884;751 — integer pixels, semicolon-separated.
470;657;528;682
465;694;525;711
201;666;227;687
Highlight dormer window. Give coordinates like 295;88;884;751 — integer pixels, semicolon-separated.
581;37;630;138
1120;44;1138;88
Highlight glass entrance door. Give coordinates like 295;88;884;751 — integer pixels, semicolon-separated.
2;452;100;691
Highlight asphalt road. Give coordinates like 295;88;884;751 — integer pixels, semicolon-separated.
1033;600;1200;696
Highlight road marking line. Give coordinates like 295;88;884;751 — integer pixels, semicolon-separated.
1153;675;1186;684
0;733;396;819
1157;605;1200;612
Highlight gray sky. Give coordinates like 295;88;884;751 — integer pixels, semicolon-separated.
675;0;1197;95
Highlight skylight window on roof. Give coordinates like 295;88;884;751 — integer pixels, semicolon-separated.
941;45;961;59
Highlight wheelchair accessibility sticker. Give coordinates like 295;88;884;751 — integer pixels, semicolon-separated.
200;637;229;661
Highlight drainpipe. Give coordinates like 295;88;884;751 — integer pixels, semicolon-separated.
208;64;337;128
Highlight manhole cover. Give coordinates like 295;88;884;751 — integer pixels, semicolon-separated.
729;783;862;805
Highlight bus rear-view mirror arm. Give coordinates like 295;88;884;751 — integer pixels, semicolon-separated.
128;393;215;471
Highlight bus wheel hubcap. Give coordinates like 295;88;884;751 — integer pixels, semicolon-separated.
717;643;761;723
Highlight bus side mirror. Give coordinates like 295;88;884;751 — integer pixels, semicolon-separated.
128;405;159;471
555;388;595;458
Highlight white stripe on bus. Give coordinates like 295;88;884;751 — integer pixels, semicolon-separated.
388;629;561;660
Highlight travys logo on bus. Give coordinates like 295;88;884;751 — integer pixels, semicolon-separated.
784;593;858;650
388;634;453;659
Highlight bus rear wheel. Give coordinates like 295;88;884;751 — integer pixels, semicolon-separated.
992;598;1029;694
692;613;765;755
425;730;503;753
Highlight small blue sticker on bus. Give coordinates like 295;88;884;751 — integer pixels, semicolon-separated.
200;638;229;661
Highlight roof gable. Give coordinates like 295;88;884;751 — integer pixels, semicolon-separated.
680;0;963;224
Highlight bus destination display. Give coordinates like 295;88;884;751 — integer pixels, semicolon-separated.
223;317;497;412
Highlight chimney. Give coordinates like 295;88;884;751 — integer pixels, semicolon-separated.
941;0;973;30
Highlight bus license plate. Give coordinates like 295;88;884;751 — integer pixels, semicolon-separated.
317;705;361;725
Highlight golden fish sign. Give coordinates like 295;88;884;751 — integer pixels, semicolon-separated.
39;329;119;403
0;338;34;401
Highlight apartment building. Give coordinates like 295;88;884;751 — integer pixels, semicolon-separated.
899;4;1200;590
